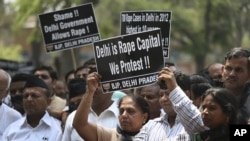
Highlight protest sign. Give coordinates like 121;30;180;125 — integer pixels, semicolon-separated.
38;3;100;53
121;11;171;58
93;29;164;92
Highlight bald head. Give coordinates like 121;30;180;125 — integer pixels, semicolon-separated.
0;69;11;100
207;63;223;81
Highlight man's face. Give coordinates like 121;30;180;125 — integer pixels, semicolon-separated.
138;85;161;118
75;68;90;79
10;81;26;114
222;57;250;92
54;80;67;98
23;87;51;115
208;64;223;81
34;70;54;95
159;89;176;116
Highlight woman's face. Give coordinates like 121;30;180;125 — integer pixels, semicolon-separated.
118;97;148;132
200;94;228;129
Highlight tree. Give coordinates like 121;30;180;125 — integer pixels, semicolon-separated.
10;0;250;76
169;0;250;72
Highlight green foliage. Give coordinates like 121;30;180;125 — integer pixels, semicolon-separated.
94;0;170;38
0;42;23;61
7;0;250;72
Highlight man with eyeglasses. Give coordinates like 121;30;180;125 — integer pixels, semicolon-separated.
0;69;22;138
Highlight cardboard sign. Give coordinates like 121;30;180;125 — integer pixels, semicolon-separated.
38;3;100;53
121;11;171;58
93;29;164;92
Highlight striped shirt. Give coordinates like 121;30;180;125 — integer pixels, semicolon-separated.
140;114;190;141
169;86;209;138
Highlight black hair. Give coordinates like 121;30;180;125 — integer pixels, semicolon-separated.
165;61;175;67
11;73;31;83
225;47;250;70
33;65;58;80
64;69;75;83
175;71;191;91
68;78;86;99
75;66;88;75
190;74;210;85
191;83;212;99
83;57;96;67
202;88;238;125
118;94;150;124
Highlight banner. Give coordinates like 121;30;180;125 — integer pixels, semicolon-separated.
93;29;164;92
39;3;100;53
121;11;171;58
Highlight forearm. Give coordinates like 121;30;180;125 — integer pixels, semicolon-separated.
73;89;93;130
169;87;207;134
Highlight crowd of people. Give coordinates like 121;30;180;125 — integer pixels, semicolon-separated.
0;47;250;141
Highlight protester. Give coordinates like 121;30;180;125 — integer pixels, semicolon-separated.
33;65;66;114
59;78;86;130
62;75;120;141
158;67;244;141
82;57;96;69
0;69;22;138
207;63;223;82
75;65;90;79
221;47;250;123
189;74;212;108
54;80;68;100
137;83;163;119
64;69;75;85
67;78;87;113
73;72;150;141
198;63;224;87
140;71;191;141
9;73;31;115
2;75;62;141
190;82;212;108
1;70;12;107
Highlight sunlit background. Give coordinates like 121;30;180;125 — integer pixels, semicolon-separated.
1;0;250;79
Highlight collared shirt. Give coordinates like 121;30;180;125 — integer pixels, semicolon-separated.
1;111;62;141
62;100;119;141
169;87;208;137
0;103;22;138
140;114;190;141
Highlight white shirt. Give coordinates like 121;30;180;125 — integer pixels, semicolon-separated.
169;87;208;138
0;103;22;138
1;111;62;141
1;95;12;107
141;115;190;141
62;100;119;141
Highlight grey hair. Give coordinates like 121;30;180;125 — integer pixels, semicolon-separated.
0;69;11;88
